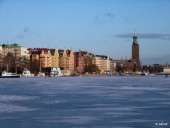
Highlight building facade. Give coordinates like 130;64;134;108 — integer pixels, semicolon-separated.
110;59;116;73
59;48;75;75
74;50;84;73
94;55;111;73
67;48;75;74
50;48;59;68
28;48;41;73
59;48;67;70
40;49;52;68
1;43;29;59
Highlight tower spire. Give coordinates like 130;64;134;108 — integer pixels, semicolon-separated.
133;33;138;45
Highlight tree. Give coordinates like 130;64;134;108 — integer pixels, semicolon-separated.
116;63;124;73
84;64;100;73
30;59;39;74
17;56;30;74
3;53;15;72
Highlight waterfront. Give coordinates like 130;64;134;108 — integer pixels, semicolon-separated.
0;76;170;128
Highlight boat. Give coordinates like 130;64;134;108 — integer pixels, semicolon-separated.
140;72;148;76
22;70;34;77
37;72;45;77
50;68;63;77
0;71;20;78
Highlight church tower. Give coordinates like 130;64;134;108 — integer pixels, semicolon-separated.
132;33;141;71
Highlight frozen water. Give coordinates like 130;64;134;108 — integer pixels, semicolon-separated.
0;76;170;128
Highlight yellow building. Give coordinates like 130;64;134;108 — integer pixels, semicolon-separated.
40;49;51;68
67;48;74;74
59;48;75;75
51;48;59;68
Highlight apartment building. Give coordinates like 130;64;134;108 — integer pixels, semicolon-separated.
59;48;75;75
82;51;95;66
94;55;108;73
50;48;59;68
59;48;67;70
1;43;29;59
110;59;116;73
67;48;74;74
74;50;84;73
28;48;41;73
40;49;51;68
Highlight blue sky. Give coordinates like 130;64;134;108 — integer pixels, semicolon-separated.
0;0;170;65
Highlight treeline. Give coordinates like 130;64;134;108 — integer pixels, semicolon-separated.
0;53;30;74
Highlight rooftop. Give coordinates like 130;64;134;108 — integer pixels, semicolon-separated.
2;43;22;48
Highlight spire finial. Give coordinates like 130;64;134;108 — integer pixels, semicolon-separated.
134;29;137;37
133;31;138;45
134;32;137;37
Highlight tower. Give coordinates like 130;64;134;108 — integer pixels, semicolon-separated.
132;33;141;71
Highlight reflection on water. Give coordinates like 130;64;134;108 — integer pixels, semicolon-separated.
0;76;169;128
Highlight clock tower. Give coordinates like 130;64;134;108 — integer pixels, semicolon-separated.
132;33;141;71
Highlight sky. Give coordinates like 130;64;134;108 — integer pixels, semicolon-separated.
0;0;170;65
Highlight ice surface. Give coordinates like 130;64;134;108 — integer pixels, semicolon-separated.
0;103;38;113
0;76;170;128
0;95;39;101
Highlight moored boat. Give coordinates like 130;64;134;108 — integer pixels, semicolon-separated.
0;71;20;78
50;68;63;77
22;70;34;77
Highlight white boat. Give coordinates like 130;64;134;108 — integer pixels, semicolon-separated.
0;71;20;78
37;72;45;77
22;70;34;77
140;72;148;76
50;68;63;77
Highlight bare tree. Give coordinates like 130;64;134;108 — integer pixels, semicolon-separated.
3;53;15;72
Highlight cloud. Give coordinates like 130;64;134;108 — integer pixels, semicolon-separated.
94;12;115;23
23;26;30;33
116;33;170;40
104;12;114;19
16;26;30;39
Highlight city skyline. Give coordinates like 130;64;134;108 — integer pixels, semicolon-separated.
0;0;170;65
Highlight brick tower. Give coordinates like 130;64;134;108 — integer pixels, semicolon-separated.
132;33;141;72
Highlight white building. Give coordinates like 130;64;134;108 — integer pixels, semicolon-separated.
94;55;111;73
0;45;2;54
94;56;101;68
1;43;30;59
106;55;110;71
163;67;170;74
